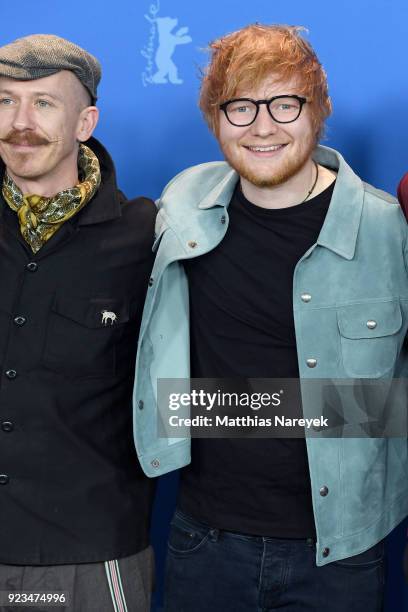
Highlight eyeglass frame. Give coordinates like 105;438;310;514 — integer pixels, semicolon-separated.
219;94;308;127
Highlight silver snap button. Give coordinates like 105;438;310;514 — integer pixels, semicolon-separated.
1;421;13;433
306;359;317;368
151;458;160;468
322;547;330;558
301;293;312;303
319;485;329;497
188;241;197;249
14;316;27;326
366;320;377;330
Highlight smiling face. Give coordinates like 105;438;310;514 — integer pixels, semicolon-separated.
217;76;317;190
0;71;98;195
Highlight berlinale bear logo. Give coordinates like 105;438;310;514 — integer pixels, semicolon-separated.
141;1;192;86
152;17;192;84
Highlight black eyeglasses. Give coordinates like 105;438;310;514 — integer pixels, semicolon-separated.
219;95;307;127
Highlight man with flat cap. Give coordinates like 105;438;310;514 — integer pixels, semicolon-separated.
0;34;156;611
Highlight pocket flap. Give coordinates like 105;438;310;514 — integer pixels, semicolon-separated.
52;296;130;329
337;300;402;339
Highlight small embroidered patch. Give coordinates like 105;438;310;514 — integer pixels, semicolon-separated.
101;310;117;325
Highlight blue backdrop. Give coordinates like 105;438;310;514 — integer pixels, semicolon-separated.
2;1;408;609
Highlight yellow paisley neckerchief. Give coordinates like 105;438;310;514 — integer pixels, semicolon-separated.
2;144;101;253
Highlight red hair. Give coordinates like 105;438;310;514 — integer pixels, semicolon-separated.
199;24;332;139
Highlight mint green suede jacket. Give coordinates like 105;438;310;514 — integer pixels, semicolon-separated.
133;145;408;565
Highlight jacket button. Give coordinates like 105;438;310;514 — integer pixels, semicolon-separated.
319;485;329;496
26;262;38;272
1;421;14;433
322;547;330;558
148;277;154;287
13;316;27;326
301;293;312;303
0;474;9;485
366;320;377;330
138;400;144;410
187;241;197;248
220;215;226;224
151;458;160;468
306;359;317;368
5;369;17;380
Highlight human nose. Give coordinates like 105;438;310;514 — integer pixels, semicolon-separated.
250;103;279;137
12;101;36;131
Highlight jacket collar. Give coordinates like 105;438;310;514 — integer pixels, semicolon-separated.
197;167;237;210
197;145;363;261
75;137;122;226
312;145;363;260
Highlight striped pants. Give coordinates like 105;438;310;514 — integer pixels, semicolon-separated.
0;546;154;612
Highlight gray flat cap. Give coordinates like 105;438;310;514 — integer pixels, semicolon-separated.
0;34;101;103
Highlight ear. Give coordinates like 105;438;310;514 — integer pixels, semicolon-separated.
76;106;99;142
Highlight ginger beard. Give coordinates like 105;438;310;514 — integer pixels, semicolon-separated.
219;128;316;189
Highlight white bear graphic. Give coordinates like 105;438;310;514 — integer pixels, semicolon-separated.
151;17;192;84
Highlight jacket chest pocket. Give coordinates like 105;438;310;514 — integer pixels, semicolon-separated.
43;296;130;379
337;300;402;378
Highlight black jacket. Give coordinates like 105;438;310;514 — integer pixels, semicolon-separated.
0;137;156;564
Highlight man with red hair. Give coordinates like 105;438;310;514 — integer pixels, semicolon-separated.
134;24;408;610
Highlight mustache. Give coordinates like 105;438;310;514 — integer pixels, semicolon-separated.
0;130;50;146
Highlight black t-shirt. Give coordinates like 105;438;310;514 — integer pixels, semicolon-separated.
179;178;335;538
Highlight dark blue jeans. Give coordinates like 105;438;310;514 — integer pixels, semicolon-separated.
164;510;385;612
